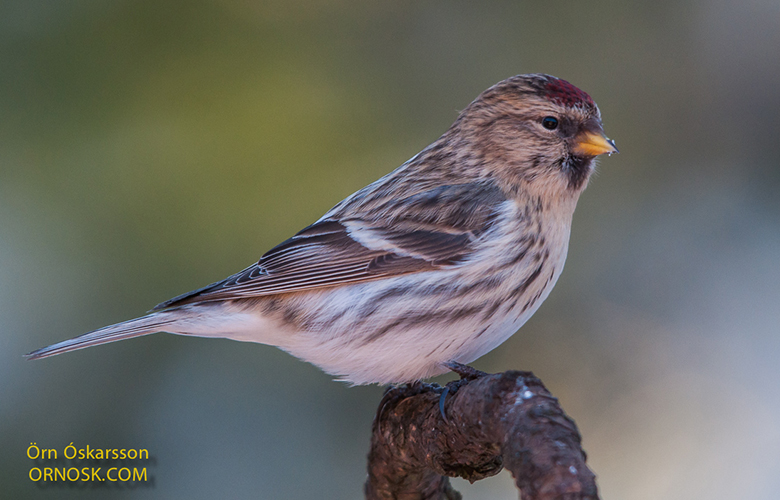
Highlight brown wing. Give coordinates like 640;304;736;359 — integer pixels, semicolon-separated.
153;220;471;310
153;182;505;310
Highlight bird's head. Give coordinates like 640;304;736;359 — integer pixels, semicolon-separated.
455;74;617;201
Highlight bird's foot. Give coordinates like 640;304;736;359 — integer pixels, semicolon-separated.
437;362;488;423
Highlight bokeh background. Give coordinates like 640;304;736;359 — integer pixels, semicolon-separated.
2;1;779;498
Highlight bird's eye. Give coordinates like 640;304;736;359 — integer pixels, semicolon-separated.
541;116;559;130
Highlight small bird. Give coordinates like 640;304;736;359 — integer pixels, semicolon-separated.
27;74;617;385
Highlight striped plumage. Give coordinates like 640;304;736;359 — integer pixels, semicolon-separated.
26;74;617;385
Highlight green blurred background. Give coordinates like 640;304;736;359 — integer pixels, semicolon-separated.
2;1;779;498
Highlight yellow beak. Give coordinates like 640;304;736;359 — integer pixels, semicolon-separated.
573;131;619;157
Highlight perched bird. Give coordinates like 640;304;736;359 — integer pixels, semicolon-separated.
27;74;617;385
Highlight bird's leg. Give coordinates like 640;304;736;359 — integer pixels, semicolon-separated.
443;360;488;381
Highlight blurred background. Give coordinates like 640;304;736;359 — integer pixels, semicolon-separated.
2;0;779;498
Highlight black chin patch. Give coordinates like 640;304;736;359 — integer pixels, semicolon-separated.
565;155;594;190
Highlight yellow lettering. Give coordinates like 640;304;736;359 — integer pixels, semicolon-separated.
29;468;42;481
67;467;80;481
133;468;147;481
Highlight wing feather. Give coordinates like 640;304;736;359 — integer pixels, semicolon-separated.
153;183;505;310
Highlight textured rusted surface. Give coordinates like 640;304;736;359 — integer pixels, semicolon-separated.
365;371;599;500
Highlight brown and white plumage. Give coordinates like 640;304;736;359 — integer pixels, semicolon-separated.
26;74;617;385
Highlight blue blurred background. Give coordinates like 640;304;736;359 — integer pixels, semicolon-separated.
2;1;779;498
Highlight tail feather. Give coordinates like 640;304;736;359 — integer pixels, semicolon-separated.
25;313;179;360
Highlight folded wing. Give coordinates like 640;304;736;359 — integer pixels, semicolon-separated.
154;182;504;310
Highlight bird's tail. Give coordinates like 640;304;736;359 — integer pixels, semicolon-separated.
25;312;181;360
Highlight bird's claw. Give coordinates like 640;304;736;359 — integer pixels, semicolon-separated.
438;362;489;422
438;386;450;423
